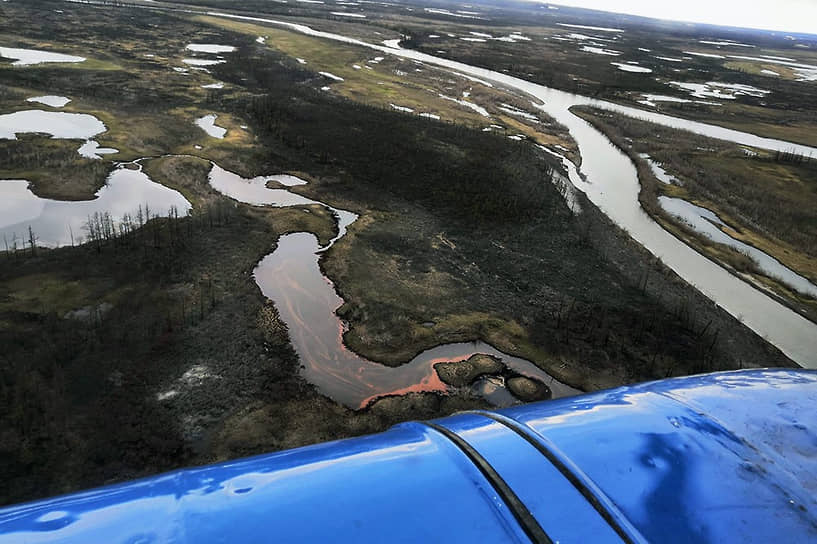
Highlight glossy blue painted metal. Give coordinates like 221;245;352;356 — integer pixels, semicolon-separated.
500;369;817;543
0;423;533;543
435;413;626;543
0;369;815;543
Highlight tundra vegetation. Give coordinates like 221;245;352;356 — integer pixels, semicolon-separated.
0;0;797;505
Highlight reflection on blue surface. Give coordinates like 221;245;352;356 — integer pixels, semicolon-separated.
637;432;708;543
503;369;817;543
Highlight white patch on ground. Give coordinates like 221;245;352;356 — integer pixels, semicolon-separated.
699;40;754;48
684;51;725;59
469;32;493;38
0;46;85;66
655;56;684;63
186;44;236;53
390;103;414;113
424;7;484;19
296;58;307;64
581;46;621;56
183;58;225;66
157;364;221;402
64;302;113;321
761;69;779;76
157;390;178;401
419;112;440;120
202;82;225;89
26;95;71;108
319;71;344;81
493;34;530;43
636;94;716;107
611;62;652;73
195;114;227;138
557;23;623;32
181;365;219;386
77;140;118;159
669;81;770;100
497;103;539;122
461;37;487;42
565;33;596;41
331;11;366;17
437;93;489;117
256;36;266;44
639;153;680;185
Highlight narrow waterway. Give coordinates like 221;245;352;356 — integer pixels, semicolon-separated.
207;11;817;368
207;163;357;249
254;232;577;408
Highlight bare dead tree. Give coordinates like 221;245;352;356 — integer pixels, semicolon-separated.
27;226;37;256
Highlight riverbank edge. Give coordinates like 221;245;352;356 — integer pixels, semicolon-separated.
568;173;796;369
571;106;817;327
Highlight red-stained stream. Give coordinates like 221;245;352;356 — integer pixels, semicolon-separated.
254;232;578;409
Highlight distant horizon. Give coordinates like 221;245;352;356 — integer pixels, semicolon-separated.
544;0;817;36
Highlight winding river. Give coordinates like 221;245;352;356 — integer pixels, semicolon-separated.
205;11;817;368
